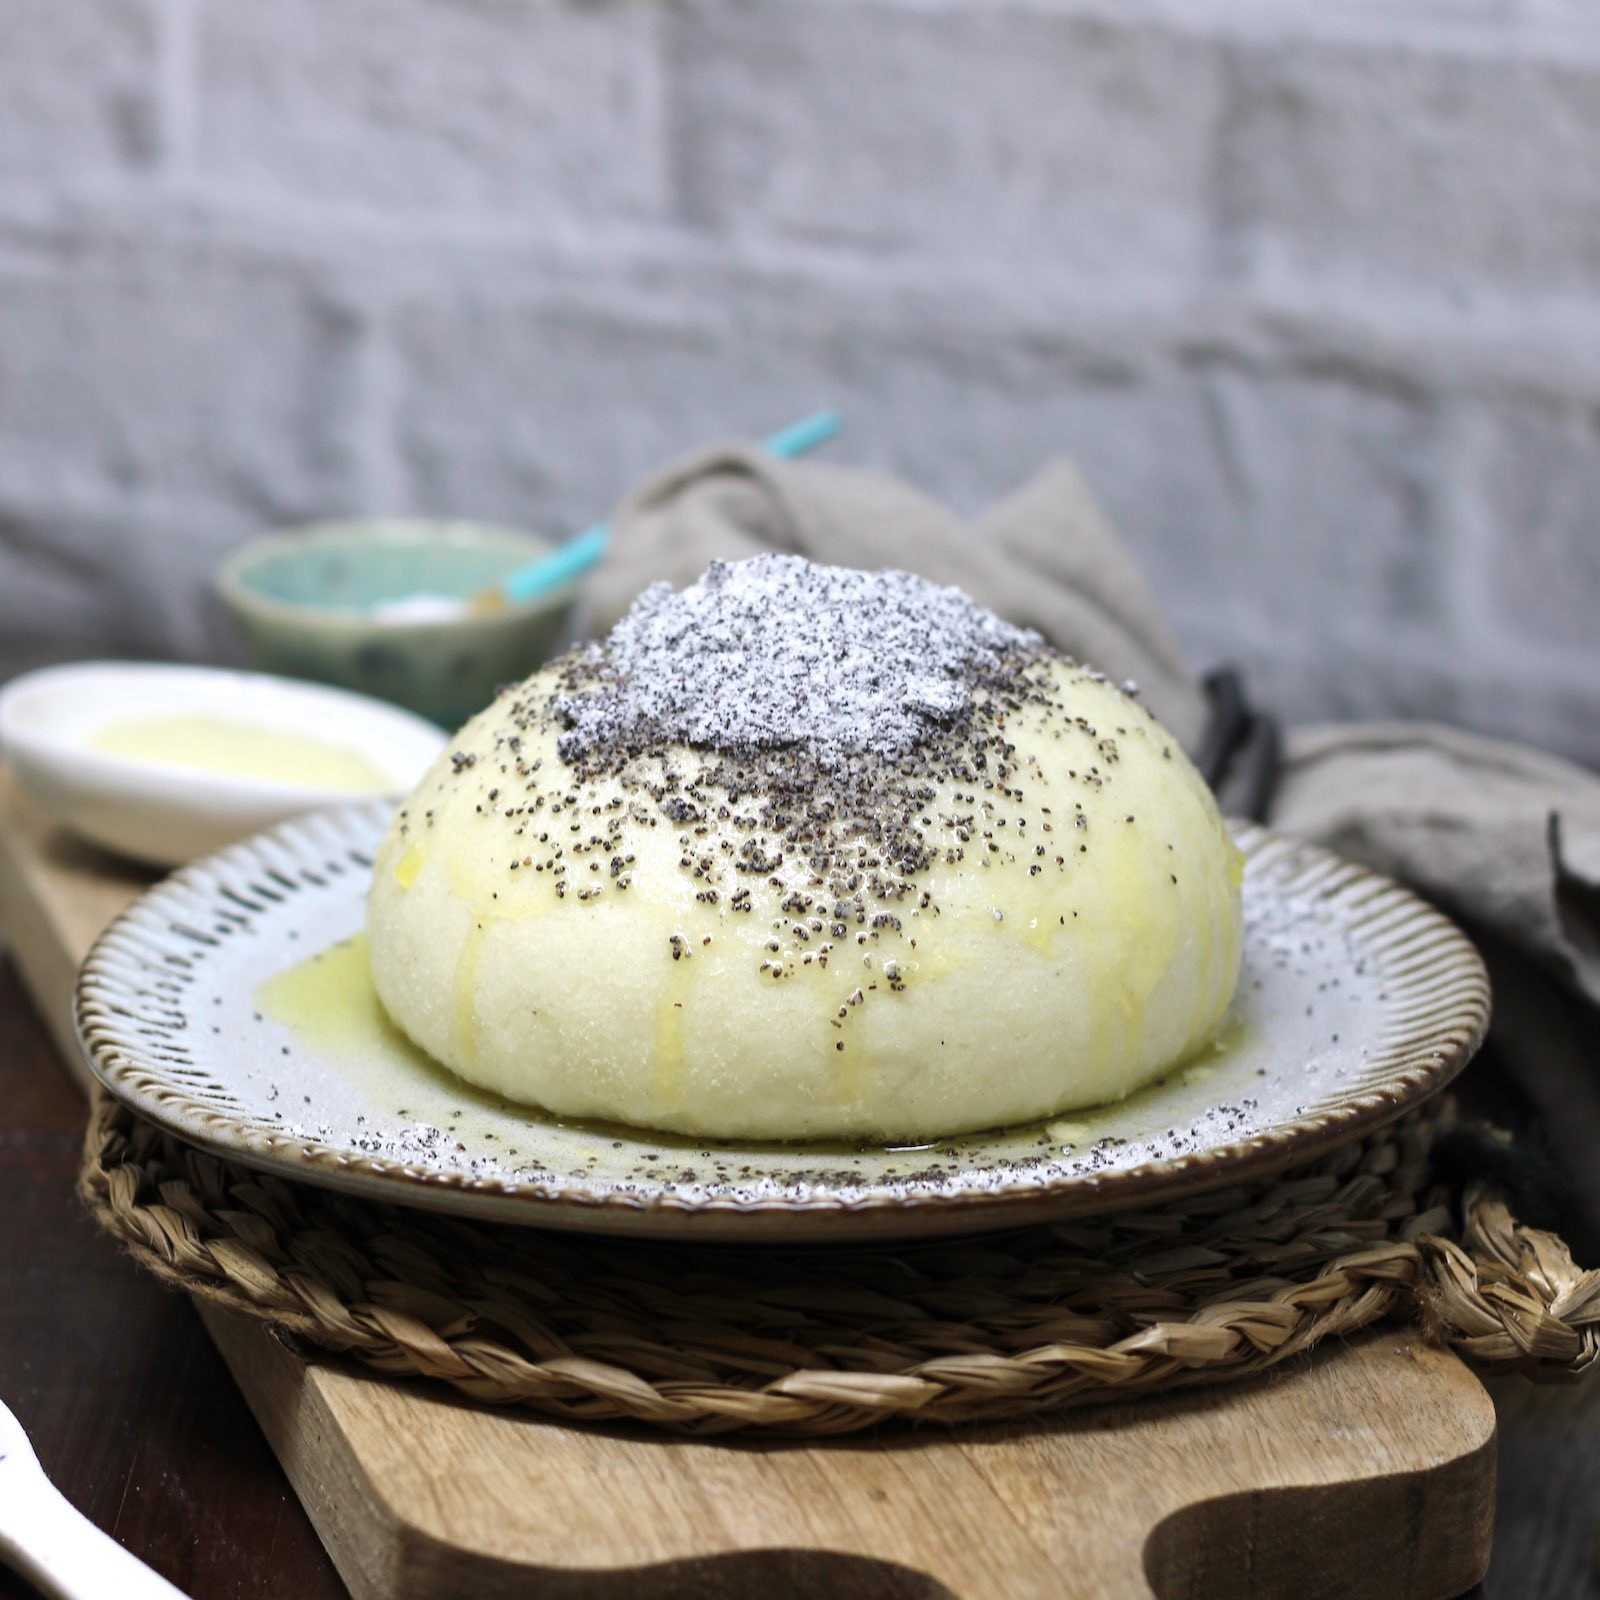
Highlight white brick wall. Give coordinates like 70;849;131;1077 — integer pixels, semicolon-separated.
1468;401;1600;654
672;7;1225;276
0;0;163;178
1;0;1597;764
0;237;363;513
1217;40;1600;299
196;0;670;218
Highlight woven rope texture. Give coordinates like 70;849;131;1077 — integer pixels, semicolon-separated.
79;1093;1600;1437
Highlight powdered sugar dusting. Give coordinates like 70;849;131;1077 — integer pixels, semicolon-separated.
554;555;1042;768
285;1119;519;1182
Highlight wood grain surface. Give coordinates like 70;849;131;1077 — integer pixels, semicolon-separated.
201;1307;1496;1600
0;768;1545;1599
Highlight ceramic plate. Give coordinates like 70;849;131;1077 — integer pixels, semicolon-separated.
77;803;1488;1241
0;662;445;867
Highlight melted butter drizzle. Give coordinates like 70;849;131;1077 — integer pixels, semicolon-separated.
444;843;562;1070
653;947;691;1108
254;932;433;1079
254;930;1255;1155
395;844;425;889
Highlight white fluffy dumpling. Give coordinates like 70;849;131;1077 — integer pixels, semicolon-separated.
367;559;1243;1142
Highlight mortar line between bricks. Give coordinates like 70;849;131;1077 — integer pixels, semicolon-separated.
847;0;1600;66
6;190;1600;412
358;296;406;515
155;0;197;178
1178;601;1600;702
1432;403;1497;650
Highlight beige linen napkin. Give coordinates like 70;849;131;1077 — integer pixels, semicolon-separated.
1272;724;1600;1232
1273;723;1600;1014
591;446;1211;754
594;444;1600;1202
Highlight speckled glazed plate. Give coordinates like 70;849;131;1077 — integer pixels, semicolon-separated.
76;803;1489;1242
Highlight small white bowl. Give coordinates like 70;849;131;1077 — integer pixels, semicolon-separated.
0;662;447;867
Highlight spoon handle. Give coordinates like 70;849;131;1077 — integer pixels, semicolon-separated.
497;410;843;608
757;409;841;460
0;1470;189;1599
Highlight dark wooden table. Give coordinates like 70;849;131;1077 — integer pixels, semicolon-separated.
0;953;1592;1600
0;959;343;1600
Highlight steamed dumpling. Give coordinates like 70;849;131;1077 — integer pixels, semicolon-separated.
368;556;1242;1142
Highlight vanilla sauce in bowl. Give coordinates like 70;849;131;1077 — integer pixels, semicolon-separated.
0;662;447;867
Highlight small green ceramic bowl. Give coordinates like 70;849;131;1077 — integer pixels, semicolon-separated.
215;521;579;730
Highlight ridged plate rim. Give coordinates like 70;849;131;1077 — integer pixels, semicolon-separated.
75;802;1490;1240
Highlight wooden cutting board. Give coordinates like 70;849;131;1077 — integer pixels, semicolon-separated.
0;770;1497;1600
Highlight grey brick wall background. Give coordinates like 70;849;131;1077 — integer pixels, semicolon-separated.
2;0;1597;761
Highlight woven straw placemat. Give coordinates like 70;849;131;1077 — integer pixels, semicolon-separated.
79;1092;1599;1437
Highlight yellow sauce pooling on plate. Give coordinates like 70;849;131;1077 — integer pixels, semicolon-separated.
255;932;435;1079
90;714;392;791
